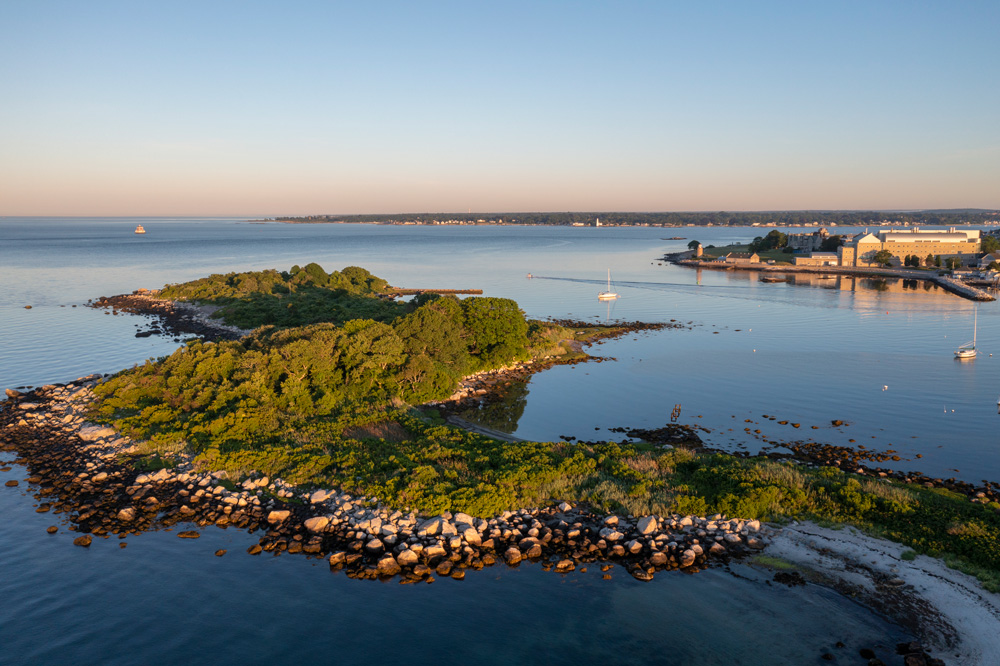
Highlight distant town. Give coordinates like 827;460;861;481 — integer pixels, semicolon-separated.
273;210;1000;229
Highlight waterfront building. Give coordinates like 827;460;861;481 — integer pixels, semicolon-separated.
837;227;980;268
788;228;830;252
793;252;839;267
717;252;760;265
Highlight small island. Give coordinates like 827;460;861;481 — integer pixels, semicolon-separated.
4;264;1000;662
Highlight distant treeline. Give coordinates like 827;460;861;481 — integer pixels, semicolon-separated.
276;210;1000;227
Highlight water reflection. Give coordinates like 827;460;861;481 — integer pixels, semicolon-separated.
457;381;530;433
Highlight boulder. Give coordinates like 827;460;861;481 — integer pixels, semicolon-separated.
364;539;385;556
453;512;475;527
310;489;333;504
554;559;575;572
417;516;445;536
5;388;22;399
267;510;291;524
423;545;447;561
304;516;330;533
462;527;481;547
116;506;137;522
636;515;658;535
625;539;643;555
505;547;522;564
377;555;401;576
396;549;419;567
650;552;668;566
78;425;116;441
679;549;697;568
598;527;624;541
73;535;92;547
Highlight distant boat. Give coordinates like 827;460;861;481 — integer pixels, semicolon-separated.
955;307;977;359
134;225;146;234
598;269;619;300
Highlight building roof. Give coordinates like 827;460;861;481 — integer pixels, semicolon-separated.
881;231;978;243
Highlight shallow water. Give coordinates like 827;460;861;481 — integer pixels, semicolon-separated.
0;457;909;666
3;217;995;661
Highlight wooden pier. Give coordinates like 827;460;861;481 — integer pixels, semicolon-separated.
385;288;484;296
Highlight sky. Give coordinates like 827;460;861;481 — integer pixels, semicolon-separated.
1;1;998;216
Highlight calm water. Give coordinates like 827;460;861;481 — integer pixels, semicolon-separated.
5;216;997;663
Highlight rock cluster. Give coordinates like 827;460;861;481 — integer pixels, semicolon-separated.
764;440;1000;507
1;376;763;583
89;293;249;342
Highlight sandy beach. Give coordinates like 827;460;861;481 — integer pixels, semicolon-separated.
763;521;1000;665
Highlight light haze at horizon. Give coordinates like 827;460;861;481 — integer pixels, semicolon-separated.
1;1;998;217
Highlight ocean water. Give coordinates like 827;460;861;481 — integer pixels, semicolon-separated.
4;216;995;663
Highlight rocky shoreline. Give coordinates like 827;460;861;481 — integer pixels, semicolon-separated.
0;376;763;585
90;291;252;341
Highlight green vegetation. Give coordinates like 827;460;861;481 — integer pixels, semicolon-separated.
871;249;894;267
981;234;1000;254
160;264;401;329
750;230;788;252
819;235;844;252
90;265;1000;587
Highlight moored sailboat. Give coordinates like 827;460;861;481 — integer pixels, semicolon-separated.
955;307;978;359
598;269;619;300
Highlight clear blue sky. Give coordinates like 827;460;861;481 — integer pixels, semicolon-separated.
1;1;998;215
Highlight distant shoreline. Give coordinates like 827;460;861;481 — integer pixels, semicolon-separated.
251;210;1000;230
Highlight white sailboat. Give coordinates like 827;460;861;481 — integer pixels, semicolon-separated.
955;307;977;359
598;269;619;300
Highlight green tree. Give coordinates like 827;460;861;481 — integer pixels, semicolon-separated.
925;253;935;267
871;250;894;267
687;240;701;250
819;235;844;252
461;297;529;369
988;261;1000;271
981;235;1000;254
752;230;788;252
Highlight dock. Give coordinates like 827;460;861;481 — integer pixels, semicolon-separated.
385;288;483;296
667;259;996;302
